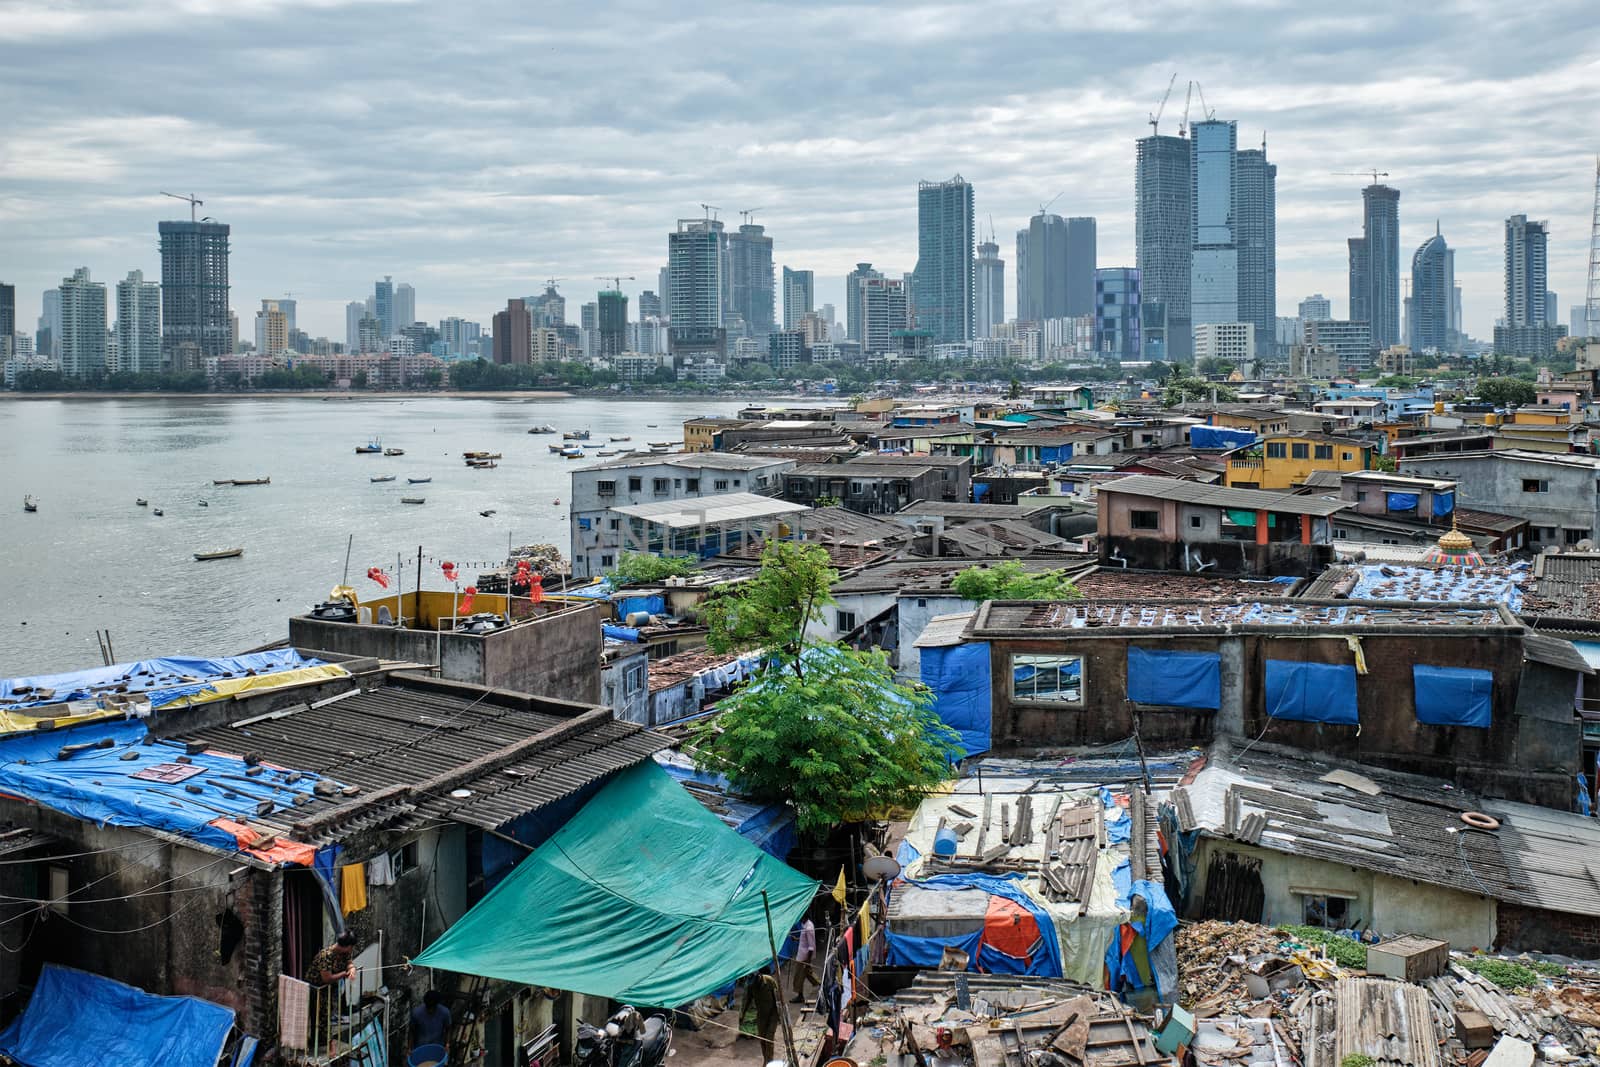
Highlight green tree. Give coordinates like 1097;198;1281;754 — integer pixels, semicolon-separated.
1163;376;1238;406
1374;374;1417;389
701;541;837;669
1475;377;1536;407
1008;376;1021;399
351;370;369;390
1195;357;1236;377
1371;454;1398;472
608;552;699;585
951;561;1082;601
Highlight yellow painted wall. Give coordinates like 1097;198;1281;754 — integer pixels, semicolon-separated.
1224;437;1370;489
354;589;564;629
1212;411;1291;435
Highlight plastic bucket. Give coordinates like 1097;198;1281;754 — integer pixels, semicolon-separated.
408;1044;447;1067
932;825;959;857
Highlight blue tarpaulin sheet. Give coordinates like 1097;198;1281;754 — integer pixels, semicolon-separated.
1190;425;1257;450
0;650;327;711
1104;880;1177;999
1265;660;1358;724
885;929;982;968
1432;491;1455;516
0;964;234;1067
1127;648;1221;710
561;579;615;600
1413;664;1493;728
920;642;992;756
603;624;641;642
656;758;798;860
0;719;338;853
618;595;665;618
972;483;990;502
1386;492;1419;512
896;872;1064;977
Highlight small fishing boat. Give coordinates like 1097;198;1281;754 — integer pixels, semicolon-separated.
548;443;564;454
597;450;619;456
528;425;557;434
646;424;658;428
355;439;382;454
371;475;396;483
480;509;496;517
649;441;674;452
609;435;631;442
407;477;432;484
467;460;498;469
563;430;590;441
230;476;270;486
582;442;603;448
153;507;164;516
136;498;148;507
383;447;405;456
462;450;502;460
194;547;243;561
23;495;37;513
213;478;233;485
560;444;584;458
401;497;426;505
198;500;209;507
553;498;561;505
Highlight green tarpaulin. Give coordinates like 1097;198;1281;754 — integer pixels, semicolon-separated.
414;761;816;1007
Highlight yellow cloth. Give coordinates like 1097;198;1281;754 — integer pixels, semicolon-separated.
831;869;847;905
858;899;872;945
340;863;368;915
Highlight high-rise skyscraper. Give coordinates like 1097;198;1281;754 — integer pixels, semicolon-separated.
0;282;13;357
781;267;814;330
1299;294;1332;322
1235;144;1277;355
1505;214;1550;327
374;277;394;339
657;267;671;318
846;262;882;342
597;290;628;357
1063;218;1096;318
1348;185;1401;348
493;299;533;364
115;270;161;374
1135;132;1193;362
345;302;365;353
1094;268;1141;360
912;176;974;344
394;283;415;333
1017;214;1066;322
159;218;230;369
256;300;289;356
1190;119;1239;330
668;218;726;356
59;268;107;379
639;290;662;321
975;238;1004;339
860;277;909;355
727;224;774;341
1408;226;1451;353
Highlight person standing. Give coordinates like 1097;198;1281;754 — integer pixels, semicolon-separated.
742;972;782;1066
304;931;358;1052
410;989;452;1055
789;918;818;1004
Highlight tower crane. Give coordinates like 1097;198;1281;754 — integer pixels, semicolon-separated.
1332;170;1390;185
1038;191;1065;217
699;203;722;221
160;191;203;222
1148;72;1178;135
1194;81;1216;122
595;275;636;292
1178;81;1194;137
543;278;563;291
739;208;764;225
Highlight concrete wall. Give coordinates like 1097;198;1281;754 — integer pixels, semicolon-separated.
600;649;651;724
1400;453;1600;546
896;592;973;680
1102;533;1333;578
1190;840;1496;948
807;589;896;644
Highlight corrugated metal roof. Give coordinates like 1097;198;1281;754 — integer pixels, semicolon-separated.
1097;474;1351;516
912;613;976;648
610;493;808;528
1523;632;1594;674
575;453;789;473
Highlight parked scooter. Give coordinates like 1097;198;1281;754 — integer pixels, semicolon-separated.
519;1022;560;1067
575;1006;674;1067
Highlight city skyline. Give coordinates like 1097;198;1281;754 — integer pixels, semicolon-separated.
0;1;1594;341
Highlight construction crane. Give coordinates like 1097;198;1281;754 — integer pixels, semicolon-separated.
594;275;636;292
1148;72;1178;135
160;191;203;222
1332;170;1390;186
1178;81;1194;137
1194;82;1215;122
543;277;562;292
739;207;764;225
699;203;722;221
1038;191;1065;217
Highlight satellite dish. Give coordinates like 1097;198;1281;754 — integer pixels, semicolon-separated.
862;855;902;882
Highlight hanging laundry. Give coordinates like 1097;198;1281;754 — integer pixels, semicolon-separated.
340;862;368;915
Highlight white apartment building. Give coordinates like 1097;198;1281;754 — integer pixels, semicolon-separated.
1193;321;1255;366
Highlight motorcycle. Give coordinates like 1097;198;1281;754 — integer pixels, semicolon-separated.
575;1006;675;1067
519;1023;560;1067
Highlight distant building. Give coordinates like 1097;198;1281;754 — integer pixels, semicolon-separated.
781;267;814;330
58;267;107;379
38;288;62;359
393;282;415;335
975;239;1004;339
845;262;882;343
0;283;12;354
1094;267;1140;360
1235;142;1277;357
1409;226;1452;352
727;223;774;342
1190;120;1240;331
114;271;160;374
768;329;807;371
597;290;627;358
1194;321;1254;368
531;286;565;329
1497;215;1564;357
859;277;909;355
1289;344;1339;379
357;315;381;355
158;218;230;368
1135;132;1193;362
638;290;662;320
345;301;364;354
1306;318;1376;372
438;317;480;358
254;299;289;356
1546;291;1559;329
1298;294;1331;321
373;276;394;339
1017;213;1095;323
912;175;974;344
1349;184;1401;348
492;299;532;364
668;218;726;357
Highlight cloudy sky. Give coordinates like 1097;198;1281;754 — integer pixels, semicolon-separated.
2;0;1596;342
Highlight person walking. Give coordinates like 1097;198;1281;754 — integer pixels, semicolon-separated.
789;918;818;1004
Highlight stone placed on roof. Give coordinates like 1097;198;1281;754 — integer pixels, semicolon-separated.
972;597;1514;635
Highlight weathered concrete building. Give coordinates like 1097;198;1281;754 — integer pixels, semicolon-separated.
782;456;972;514
1399;449;1600;550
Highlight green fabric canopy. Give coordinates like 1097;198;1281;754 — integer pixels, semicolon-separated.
414;761;816;1007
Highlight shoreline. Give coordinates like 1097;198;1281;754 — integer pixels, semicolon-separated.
0;389;578;401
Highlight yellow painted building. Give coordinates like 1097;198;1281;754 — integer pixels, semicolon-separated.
1206;408;1293;436
1225;434;1372;490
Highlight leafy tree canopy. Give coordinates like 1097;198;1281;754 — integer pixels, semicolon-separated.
951;561;1082;601
1474;376;1537;407
1163;376;1239;406
608;552;698;585
701;541;837;665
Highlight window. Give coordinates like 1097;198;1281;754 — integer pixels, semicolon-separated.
1266;442;1287;459
1130;509;1159;530
1567;529;1592;545
733;479;742;487
1291;443;1309;460
46;864;68;916
601;554;614;567
836;609;858;632
716;479;730;491
1190;515;1203;529
1011;654;1084;705
390;840;420;877
624;661;646;696
628;476;642;492
673;478;682;488
1523;479;1549;493
686;478;700;492
1314;445;1333;460
609;518;619;530
597;479;616;496
1342;451;1354;461
1299;892;1352;929
1536;526;1557;542
652;478;670;494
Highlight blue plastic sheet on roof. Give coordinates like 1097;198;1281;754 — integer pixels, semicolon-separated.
897;872;1064;977
0;964;235;1067
656;759;799;860
602;624;641;642
562;579;615;600
618;595;665;618
920;642;992;756
1432;491;1456;517
1265;660;1358;724
1190;425;1257;450
1386;492;1419;512
0;719;337;853
1413;664;1493;728
972;483;990;502
0;650;326;711
886;929;982;968
1347;562;1526;612
1126;648;1221;710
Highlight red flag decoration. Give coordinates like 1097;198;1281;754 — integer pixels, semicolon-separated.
458;586;477;614
441;561;458;583
511;560;533;589
366;567;391;589
528;573;544;604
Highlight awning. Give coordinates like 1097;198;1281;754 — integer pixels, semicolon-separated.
0;964;235;1067
414;761;816;1007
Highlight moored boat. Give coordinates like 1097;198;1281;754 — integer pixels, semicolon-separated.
136;498;148;507
563;430;590;440
408;477;432;484
559;444;584;458
548;443;564;454
480;509;496;517
213;478;232;485
194;547;244;561
152;507;164;516
22;495;37;513
229;476;270;486
355;439;382;454
528;425;557;434
401;497;426;505
198;500;208;507
371;475;396;482
609;435;631;442
383;447;405;456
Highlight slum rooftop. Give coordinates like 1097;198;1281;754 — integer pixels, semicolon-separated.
970;597;1517;636
1097;475;1352;515
610;493;808;527
1300;560;1530;609
574;452;783;472
1521;552;1600;621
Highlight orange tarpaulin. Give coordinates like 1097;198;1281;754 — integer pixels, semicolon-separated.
211;818;317;867
983;895;1042;964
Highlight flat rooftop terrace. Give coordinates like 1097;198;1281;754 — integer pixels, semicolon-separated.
971;597;1515;636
